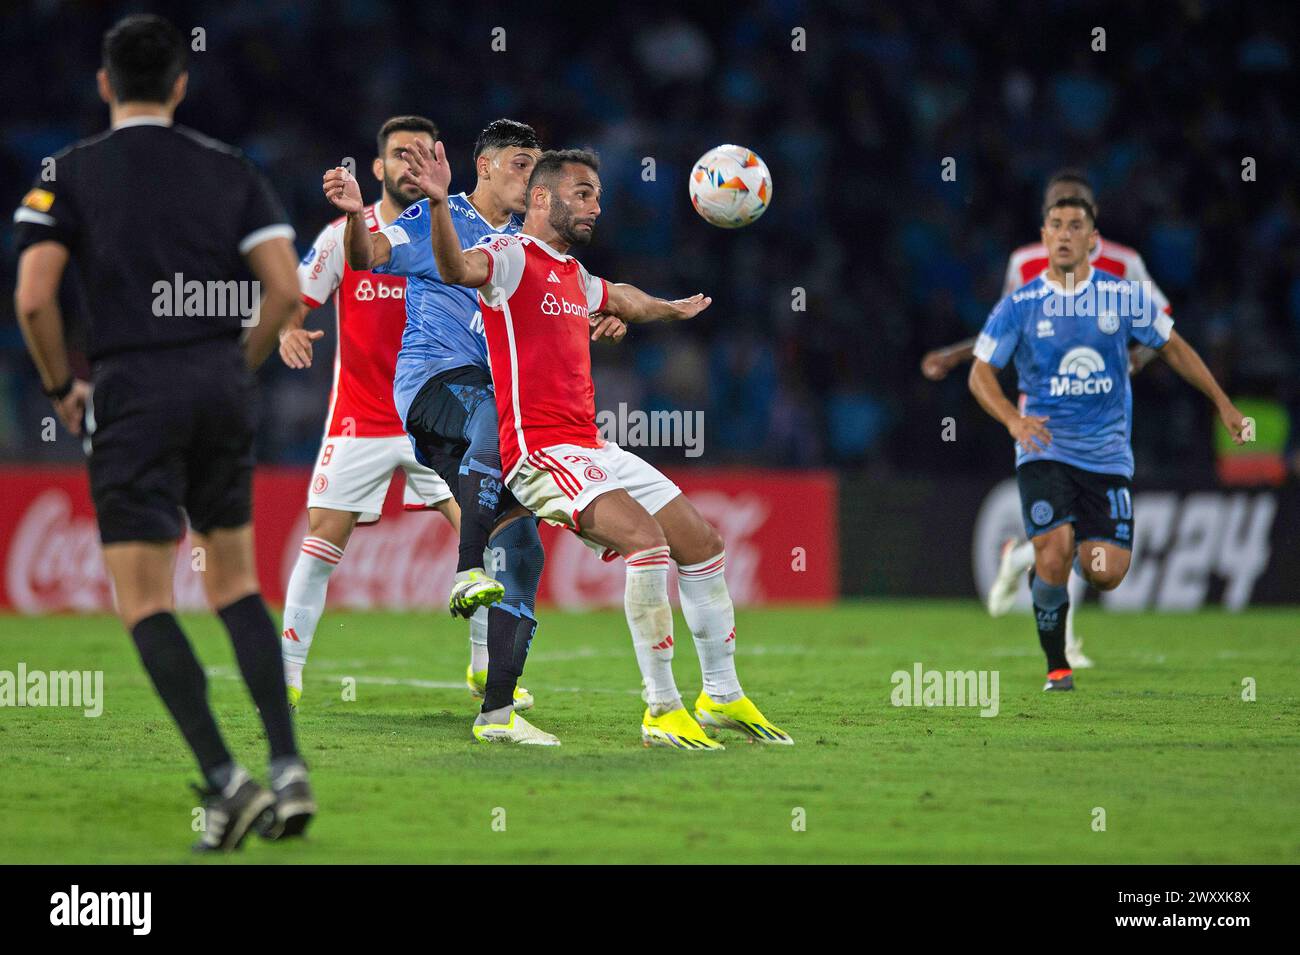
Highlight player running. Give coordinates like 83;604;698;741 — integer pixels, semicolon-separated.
280;115;473;710
405;140;792;749
967;195;1246;690
922;170;1174;668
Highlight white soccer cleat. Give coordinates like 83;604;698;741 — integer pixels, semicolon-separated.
472;711;560;746
987;538;1026;617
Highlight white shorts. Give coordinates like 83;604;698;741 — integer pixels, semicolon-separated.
508;442;681;533
308;435;453;524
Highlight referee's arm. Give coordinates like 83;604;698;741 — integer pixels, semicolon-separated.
241;236;301;369
14;241;89;434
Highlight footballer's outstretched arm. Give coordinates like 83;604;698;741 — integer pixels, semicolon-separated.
601;283;711;323
1157;330;1247;444
968;358;1052;454
921;337;977;380
322;166;391;270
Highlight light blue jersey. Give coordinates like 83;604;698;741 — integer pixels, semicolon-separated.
974;267;1173;478
375;192;522;423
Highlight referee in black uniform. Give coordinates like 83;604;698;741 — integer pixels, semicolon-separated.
13;14;315;851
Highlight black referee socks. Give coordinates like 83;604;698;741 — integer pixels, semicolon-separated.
217;593;300;761
130;612;232;783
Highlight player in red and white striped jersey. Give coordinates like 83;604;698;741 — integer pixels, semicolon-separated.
921;171;1174;668
277;117;492;709
402;140;792;749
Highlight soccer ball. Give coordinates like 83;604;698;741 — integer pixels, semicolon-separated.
688;145;772;228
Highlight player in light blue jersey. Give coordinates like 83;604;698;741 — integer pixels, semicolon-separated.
969;195;1246;691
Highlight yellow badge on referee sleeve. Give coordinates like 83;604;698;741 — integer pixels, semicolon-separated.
22;189;55;212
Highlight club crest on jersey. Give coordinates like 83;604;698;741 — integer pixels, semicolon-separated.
1050;347;1112;396
1036;319;1054;338
1098;311;1120;334
398;203;422;220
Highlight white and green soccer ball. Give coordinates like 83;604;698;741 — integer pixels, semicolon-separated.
688;144;772;229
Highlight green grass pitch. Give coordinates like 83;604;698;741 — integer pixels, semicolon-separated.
1;602;1296;864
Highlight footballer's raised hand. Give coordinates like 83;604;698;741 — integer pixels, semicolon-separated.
396;138;452;204
323;166;363;214
1008;414;1052;454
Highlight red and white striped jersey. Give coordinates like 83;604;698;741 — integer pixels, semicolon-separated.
474;232;609;481
1002;235;1172;314
298;203;408;437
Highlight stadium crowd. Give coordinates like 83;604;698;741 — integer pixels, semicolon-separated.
2;1;1296;482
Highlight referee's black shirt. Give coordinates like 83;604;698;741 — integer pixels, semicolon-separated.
12;117;294;361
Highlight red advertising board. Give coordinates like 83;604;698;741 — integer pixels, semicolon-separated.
0;467;837;613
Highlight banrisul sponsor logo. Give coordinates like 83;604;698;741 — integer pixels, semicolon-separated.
1050;347;1112;397
49;885;151;935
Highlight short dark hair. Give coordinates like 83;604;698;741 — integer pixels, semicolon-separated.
1046;168;1093;192
473;118;541;159
377;115;438;157
102;14;187;104
527;148;600;194
1045;195;1098;226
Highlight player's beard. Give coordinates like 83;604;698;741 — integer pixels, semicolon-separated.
550;199;595;246
385;173;424;209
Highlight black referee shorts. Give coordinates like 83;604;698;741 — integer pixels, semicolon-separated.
86;338;256;544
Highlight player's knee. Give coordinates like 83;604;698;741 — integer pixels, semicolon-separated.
1034;553;1071;586
1084;565;1128;592
627;522;668;557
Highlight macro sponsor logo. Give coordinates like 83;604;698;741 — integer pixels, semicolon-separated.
1049;347;1112;396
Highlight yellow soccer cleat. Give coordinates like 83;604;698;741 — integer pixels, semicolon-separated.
466;664;534;711
694;691;793;745
448;569;505;618
286;684;301;711
640;706;724;751
472;710;560;746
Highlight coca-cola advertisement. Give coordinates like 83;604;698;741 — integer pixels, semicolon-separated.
0;467;838;613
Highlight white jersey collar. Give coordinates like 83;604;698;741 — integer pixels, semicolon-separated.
111;115;173;130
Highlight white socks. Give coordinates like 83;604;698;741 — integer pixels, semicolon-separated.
677;551;743;702
469;606;489;673
623;546;680;714
281;536;343;690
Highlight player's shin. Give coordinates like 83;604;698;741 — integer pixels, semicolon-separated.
677;551;743;702
481;603;536;716
1031;574;1071;675
281;536;343;694
624;545;681;713
468;605;489;674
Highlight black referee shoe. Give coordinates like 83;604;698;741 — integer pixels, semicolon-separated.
192;769;276;853
259;762;317;840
